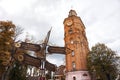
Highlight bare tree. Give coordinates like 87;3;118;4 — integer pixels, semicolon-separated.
13;26;24;41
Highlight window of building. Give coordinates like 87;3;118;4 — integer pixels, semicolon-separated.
71;51;74;56
72;61;76;70
71;40;74;44
83;73;88;76
0;29;2;32
73;76;76;80
68;29;73;34
70;38;73;44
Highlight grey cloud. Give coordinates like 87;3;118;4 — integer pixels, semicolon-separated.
47;54;65;66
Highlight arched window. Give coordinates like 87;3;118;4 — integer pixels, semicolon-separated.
71;40;74;44
72;61;76;70
70;38;74;44
73;76;76;80
71;51;74;56
68;29;73;34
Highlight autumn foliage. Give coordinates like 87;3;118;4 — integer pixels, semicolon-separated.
0;21;15;78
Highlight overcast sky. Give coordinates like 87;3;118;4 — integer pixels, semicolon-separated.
0;0;120;66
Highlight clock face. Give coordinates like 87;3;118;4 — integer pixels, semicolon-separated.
66;20;73;26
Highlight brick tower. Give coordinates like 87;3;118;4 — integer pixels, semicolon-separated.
63;10;91;80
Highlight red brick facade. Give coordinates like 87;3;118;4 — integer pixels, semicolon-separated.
64;10;91;80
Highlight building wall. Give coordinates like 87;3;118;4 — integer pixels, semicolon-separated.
66;71;91;80
64;10;91;80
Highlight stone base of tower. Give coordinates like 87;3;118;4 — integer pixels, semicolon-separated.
66;70;91;80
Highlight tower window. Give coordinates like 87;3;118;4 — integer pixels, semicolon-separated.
68;29;73;34
83;73;88;76
73;76;76;80
71;51;74;56
70;38;74;44
72;61;76;70
71;40;74;44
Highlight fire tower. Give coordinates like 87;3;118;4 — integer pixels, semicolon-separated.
64;10;91;80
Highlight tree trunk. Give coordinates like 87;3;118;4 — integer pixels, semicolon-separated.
106;73;111;80
2;65;13;80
